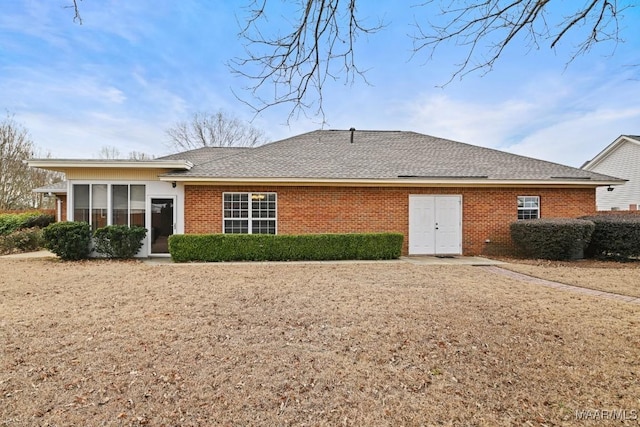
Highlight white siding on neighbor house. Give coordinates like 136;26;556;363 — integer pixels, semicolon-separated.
587;140;640;210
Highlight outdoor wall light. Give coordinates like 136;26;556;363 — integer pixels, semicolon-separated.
607;185;614;192
172;181;177;188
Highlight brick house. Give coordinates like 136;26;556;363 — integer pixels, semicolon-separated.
29;129;623;257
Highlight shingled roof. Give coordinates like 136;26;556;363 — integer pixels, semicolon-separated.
160;130;622;184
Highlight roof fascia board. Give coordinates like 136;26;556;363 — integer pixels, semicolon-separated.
583;135;640;170
159;176;624;188
27;159;193;170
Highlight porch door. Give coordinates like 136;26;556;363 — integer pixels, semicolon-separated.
150;197;175;254
409;195;462;255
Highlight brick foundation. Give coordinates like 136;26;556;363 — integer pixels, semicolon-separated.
185;185;596;256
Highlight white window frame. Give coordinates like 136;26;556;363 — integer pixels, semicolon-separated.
222;192;277;234
71;183;146;229
517;195;540;220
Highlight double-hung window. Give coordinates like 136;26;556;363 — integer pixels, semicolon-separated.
517;196;540;220
223;192;276;234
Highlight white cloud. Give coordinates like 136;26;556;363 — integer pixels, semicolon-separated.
395;70;640;167
506;106;640;167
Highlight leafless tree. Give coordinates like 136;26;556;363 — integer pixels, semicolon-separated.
128;151;154;160
232;0;630;117
95;146;154;160
166;110;268;152
0;116;61;210
96;145;121;159
65;1;633;118
412;0;630;84
229;0;384;121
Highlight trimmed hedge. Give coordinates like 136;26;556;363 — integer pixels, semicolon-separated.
42;221;92;260
169;233;404;262
93;225;147;259
510;218;595;260
0;212;54;236
581;214;640;259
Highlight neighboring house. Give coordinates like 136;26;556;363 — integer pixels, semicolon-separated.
32;180;69;222
28;129;623;257
581;135;639;211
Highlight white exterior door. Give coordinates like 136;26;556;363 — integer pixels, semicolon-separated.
409;195;462;255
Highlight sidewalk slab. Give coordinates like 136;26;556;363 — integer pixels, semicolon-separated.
401;256;505;266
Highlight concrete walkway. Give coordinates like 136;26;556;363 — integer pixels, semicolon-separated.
401;256;504;266
0;250;56;259
480;265;640;305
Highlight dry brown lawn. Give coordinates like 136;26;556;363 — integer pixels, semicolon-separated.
1;258;639;426
501;258;640;299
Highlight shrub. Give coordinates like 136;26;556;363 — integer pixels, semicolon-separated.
93;225;147;259
581;215;640;260
169;233;404;262
0;214;24;235
42;221;92;260
0;211;55;235
0;228;43;254
510;218;595;260
22;213;55;229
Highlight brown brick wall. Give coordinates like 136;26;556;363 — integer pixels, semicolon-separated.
184;185;596;256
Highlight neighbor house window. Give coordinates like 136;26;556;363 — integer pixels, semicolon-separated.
223;192;276;234
517;196;540;220
72;184;146;230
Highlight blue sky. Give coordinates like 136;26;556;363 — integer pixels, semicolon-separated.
1;1;639;167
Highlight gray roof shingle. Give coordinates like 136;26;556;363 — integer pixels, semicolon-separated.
161;130;622;182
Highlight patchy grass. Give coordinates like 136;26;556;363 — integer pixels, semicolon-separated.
500;258;640;299
1;259;639;426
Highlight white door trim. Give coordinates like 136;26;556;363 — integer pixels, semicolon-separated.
409;195;462;255
148;195;177;257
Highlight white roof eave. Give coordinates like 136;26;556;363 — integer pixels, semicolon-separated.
27;159;193;170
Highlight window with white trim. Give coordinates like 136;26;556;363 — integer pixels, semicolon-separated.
223;192;276;234
517;196;540;220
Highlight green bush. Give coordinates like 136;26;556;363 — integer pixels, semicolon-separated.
22;213;55;229
0;214;24;235
169;233;404;262
581;215;640;260
42;221;92;260
0;228;43;254
93;225;147;259
0;212;55;235
510;218;595;260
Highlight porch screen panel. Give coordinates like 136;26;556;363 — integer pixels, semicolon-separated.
91;184;108;231
130;185;146;227
112;185;128;225
73;184;90;223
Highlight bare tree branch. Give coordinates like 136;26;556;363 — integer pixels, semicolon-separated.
229;0;384;123
166;110;269;152
64;0;83;24
411;0;628;85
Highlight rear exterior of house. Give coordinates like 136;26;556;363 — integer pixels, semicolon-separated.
29;130;621;257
